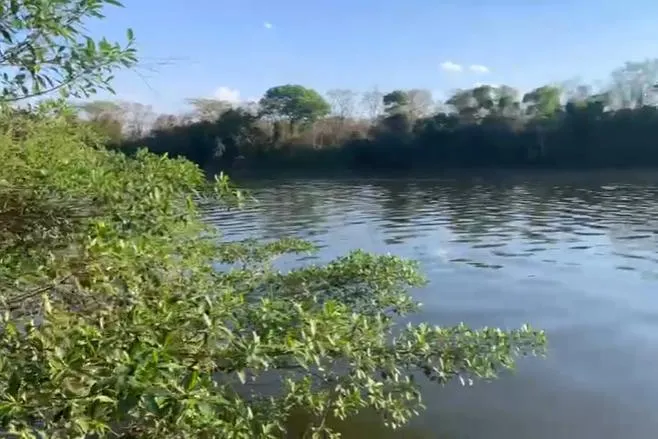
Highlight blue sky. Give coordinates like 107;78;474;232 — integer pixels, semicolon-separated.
88;0;658;113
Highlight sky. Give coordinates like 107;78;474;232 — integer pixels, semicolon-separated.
87;0;658;113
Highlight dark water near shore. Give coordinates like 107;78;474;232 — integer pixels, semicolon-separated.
206;171;658;439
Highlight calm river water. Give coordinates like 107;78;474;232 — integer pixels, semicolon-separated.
206;171;658;439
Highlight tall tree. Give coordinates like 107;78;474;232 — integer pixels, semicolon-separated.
446;88;479;120
259;84;330;129
238;99;260;115
445;85;521;121
608;59;658;109
0;0;137;102
152;113;180;131
471;85;497;113
382;89;433;120
361;87;384;121
496;85;521;117
77;100;122;121
406;89;434;119
382;90;409;115
326;88;357;120
120;101;155;139
186;98;232;122
522;85;562;119
325;89;357;139
77;100;124;142
561;80;593;105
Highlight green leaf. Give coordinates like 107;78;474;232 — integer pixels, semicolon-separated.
86;38;96;52
0;1;135;102
143;395;160;415
184;370;199;390
73;418;89;433
118;394;139;415
93;395;115;404
7;372;20;397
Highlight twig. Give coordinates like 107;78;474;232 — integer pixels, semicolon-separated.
3;274;73;307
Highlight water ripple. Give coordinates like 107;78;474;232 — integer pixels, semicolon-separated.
204;173;658;439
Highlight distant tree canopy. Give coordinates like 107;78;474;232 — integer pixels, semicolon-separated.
259;84;330;126
383;90;409;115
187;98;233;122
523;86;562;119
79;59;658;172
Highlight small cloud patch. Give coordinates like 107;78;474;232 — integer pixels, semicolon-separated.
469;64;490;74
440;61;463;72
213;86;241;103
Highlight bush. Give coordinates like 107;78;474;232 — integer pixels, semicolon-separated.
0;105;545;438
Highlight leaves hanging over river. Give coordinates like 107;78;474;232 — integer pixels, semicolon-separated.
0;106;545;438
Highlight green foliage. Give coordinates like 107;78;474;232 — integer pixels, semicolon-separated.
522;86;561;119
76;100;124;143
383;90;409;115
122;107;267;169
0;107;545;438
0;0;137;101
260;84;331;125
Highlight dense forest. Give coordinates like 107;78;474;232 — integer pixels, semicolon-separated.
78;59;658;172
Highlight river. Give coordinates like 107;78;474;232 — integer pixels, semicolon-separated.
206;171;658;439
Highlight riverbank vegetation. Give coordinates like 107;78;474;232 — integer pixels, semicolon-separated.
0;0;545;437
78;60;658;172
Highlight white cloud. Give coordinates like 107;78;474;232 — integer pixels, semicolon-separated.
440;61;463;72
213;86;241;103
469;64;490;74
263;21;273;29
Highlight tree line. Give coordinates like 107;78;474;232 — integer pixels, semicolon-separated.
77;60;658;172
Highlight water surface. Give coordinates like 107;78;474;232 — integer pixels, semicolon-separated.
206;171;658;439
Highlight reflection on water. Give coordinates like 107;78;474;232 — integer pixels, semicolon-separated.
284;409;432;439
206;171;658;439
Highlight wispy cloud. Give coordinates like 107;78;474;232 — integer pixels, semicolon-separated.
469;64;490;74
213;86;241;103
263;21;273;29
440;61;463;72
